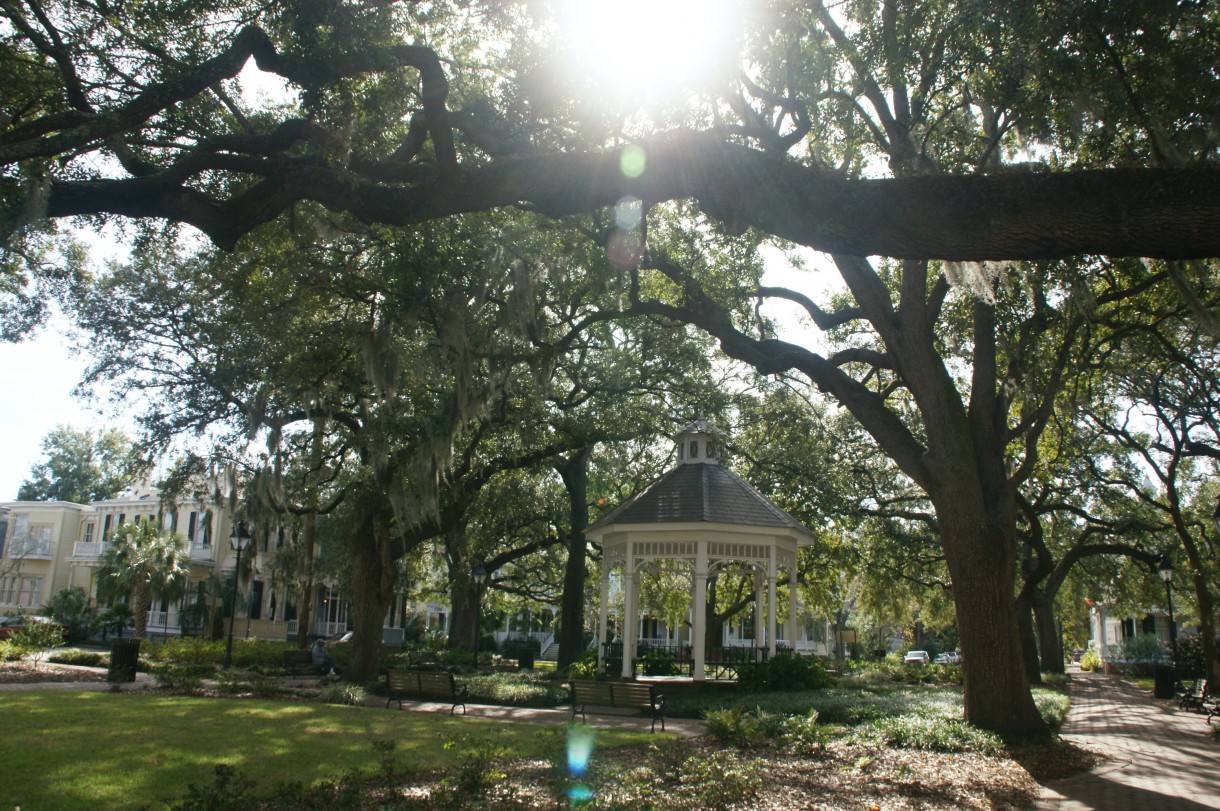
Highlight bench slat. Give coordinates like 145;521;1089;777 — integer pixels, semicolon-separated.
570;679;665;732
386;669;466;715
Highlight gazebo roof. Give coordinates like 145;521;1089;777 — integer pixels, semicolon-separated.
588;455;813;540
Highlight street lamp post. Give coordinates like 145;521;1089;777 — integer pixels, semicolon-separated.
223;521;252;669
1158;553;1178;674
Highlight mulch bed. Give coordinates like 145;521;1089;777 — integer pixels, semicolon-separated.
0;661;109;684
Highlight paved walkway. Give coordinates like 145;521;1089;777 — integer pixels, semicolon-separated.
1037;672;1219;810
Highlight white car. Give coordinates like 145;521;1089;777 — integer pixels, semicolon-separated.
933;652;961;664
903;650;931;664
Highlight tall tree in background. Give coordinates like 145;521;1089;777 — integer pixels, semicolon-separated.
16;426;141;502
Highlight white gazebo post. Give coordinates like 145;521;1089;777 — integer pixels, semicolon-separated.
787;566;799;650
751;565;761;648
693;540;708;680
597;565;610;670
621;556;636;679
767;547;778;659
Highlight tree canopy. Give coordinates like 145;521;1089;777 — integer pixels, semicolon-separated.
16;425;141;502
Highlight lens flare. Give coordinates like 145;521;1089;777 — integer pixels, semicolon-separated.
620;145;646;178
567;725;595;776
615;197;643;229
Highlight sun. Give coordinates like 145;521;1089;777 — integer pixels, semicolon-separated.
554;0;743;104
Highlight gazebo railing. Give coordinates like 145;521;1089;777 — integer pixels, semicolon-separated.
601;642;770;679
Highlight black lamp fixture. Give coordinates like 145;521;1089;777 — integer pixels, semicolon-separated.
222;521;252;669
1158;552;1178;671
473;564;488;587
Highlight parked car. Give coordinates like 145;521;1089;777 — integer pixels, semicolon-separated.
933;652;961;664
903;649;931;664
0;615;63;641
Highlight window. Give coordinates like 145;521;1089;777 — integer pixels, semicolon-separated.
187;512;197;543
0;576;15;604
17;576;42;608
198;511;212;546
102;514;113;537
689;441;699;458
249;580;264;620
83;523;95;544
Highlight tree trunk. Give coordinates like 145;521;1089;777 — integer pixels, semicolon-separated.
447;581;479;654
295;420;325;647
556;449;592;672
1033;591;1065;676
134;583;150;639
937;503;1049;738
1015;593;1042;684
345;515;397;683
294;510;318;647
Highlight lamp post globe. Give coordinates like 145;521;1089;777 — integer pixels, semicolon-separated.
222;521;252;669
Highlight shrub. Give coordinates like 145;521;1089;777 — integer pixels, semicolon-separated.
639;648;680;676
567;650;601;680
861;714;1003;754
48;648;105;667
153;663;208;694
9;619;66;667
318;683;368;706
461;671;568;707
738;651;833;693
1032;688;1071;731
1080;648;1102;672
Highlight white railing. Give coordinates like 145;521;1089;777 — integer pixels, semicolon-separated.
145;611;180;632
189;542;215;562
73;541;104;559
316;620;346;638
286;619;299;636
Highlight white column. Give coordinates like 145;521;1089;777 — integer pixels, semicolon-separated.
621;543;636;679
787;565;799;652
693;541;708;680
597;563;610;671
767;548;778;659
753;570;765;650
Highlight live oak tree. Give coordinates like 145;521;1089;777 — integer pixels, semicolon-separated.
6;0;1220;735
16;425;142;503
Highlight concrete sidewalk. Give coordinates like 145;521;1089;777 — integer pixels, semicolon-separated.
1037;672;1219;810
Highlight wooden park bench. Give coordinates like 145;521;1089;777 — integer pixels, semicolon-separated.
570;679;666;732
1179;679;1213;712
385;669;467;714
283;648;324;677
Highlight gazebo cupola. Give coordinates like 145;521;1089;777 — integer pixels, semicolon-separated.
586;419;815;681
675;419;723;465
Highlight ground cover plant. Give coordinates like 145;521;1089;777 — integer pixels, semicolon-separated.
0;690;652;811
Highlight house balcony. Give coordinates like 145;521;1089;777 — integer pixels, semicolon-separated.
188;542;215;563
73;541;106;560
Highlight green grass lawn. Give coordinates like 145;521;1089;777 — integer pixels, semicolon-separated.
0;691;653;810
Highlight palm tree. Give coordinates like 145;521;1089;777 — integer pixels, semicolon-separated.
97;519;189;638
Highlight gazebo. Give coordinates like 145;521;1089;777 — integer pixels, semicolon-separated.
586;420;816;680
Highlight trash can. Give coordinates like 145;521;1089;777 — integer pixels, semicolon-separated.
108;638;142;682
1153;664;1176;699
517;646;535;670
